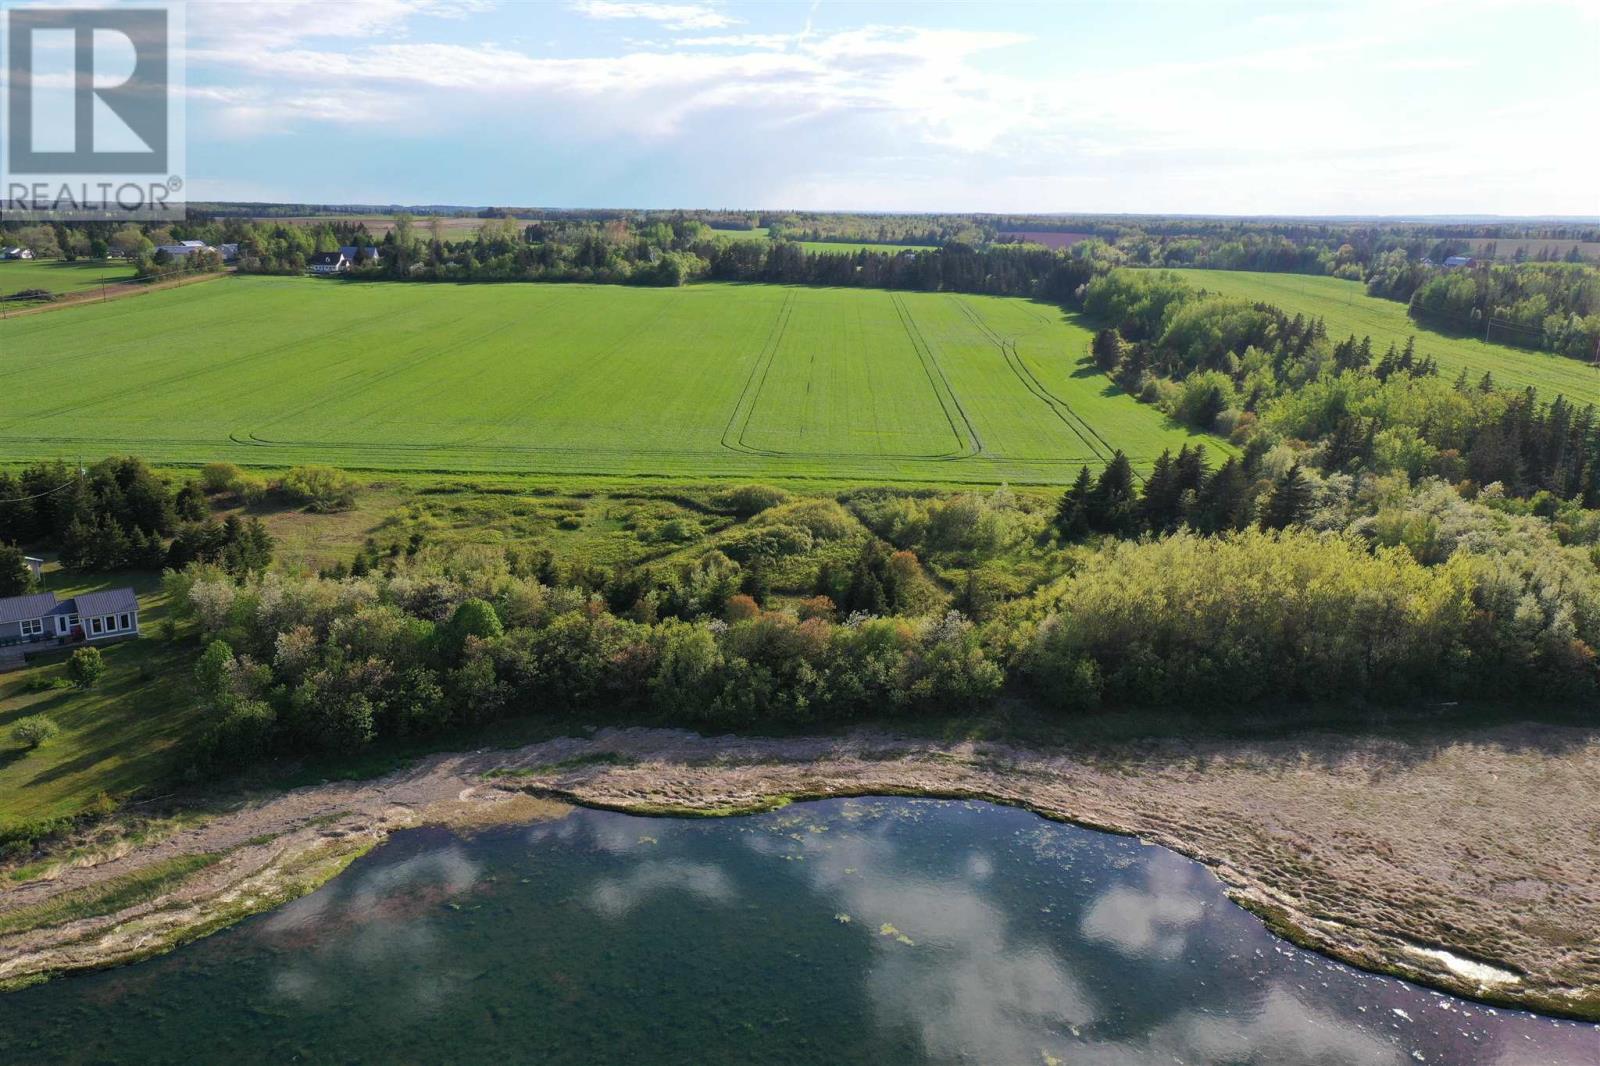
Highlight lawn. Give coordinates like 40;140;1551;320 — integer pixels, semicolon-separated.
1178;269;1600;407
0;276;1223;483
0;571;198;832
0;259;136;299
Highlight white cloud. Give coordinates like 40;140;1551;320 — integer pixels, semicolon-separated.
190;0;493;49
571;1;738;31
178;0;1600;213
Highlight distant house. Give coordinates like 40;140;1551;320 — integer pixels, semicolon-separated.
1;247;34;260
308;250;352;274
1419;256;1436;268
0;588;140;668
218;243;240;263
308;246;382;275
1443;255;1475;268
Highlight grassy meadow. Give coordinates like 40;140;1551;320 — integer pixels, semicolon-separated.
0;259;136;299
1180;269;1600;406
0;276;1222;483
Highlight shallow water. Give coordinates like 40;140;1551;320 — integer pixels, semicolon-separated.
0;798;1593;1065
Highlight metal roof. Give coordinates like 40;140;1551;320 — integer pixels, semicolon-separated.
72;589;140;618
0;592;58;625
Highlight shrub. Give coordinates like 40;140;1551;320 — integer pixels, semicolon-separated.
652;517;700;543
203;699;276;766
67;646;106;689
11;715;60;750
713;484;790;518
277;465;359;512
200;462;244;493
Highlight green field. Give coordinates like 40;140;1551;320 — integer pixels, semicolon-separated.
0;259;136;299
795;241;937;255
1179;269;1600;407
0;277;1221;482
707;227;934;254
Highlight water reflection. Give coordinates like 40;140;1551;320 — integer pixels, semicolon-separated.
588;859;737;918
1080;849;1208;960
0;799;1593;1066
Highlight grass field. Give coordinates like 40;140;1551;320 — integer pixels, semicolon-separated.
0;259;136;299
795;241;937;255
1179;269;1600;407
709;229;936;254
249;214;483;239
0;277;1222;482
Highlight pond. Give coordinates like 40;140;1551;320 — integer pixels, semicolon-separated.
0;798;1593;1064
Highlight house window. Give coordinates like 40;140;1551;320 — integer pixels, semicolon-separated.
120;613;132;631
68;614;79;628
21;618;43;637
91;617;103;635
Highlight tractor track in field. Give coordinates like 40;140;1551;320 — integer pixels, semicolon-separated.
954;297;1115;463
720;290;796;456
716;289;980;463
889;292;984;460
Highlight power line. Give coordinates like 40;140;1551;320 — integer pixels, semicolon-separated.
0;462;85;505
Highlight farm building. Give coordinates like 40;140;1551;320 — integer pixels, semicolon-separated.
0;588;141;669
1;247;35;260
1443;255;1476;268
155;240;213;258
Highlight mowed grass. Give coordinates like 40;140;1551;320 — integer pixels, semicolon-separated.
0;276;1222;483
1180;269;1600;407
0;259;136;298
0;572;199;831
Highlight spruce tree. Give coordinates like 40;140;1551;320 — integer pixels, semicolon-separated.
1054;466;1093;539
1260;463;1314;530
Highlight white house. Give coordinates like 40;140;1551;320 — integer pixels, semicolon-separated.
308;246;382;275
1;247;35;260
308;250;352;274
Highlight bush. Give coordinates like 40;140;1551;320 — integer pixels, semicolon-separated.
1019;529;1473;706
67;646;106;689
202;699;276;766
713;484;790;518
200;462;244;493
11;715;60;749
277;465;358;512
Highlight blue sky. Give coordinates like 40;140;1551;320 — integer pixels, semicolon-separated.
171;0;1597;214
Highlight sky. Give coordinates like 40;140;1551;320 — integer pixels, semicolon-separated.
159;0;1600;214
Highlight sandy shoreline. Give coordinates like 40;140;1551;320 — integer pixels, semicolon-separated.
1;724;1596;1019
